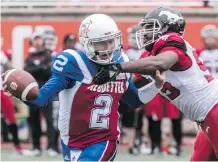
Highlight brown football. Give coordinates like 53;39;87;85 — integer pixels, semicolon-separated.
4;69;39;101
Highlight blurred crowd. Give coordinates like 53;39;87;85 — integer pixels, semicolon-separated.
1;23;218;157
1;27;81;157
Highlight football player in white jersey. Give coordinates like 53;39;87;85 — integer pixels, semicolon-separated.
197;24;218;79
93;6;218;160
3;14;166;161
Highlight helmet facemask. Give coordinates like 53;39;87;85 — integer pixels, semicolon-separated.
136;19;161;50
86;32;122;65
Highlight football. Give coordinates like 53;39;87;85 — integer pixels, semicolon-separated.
4;69;39;101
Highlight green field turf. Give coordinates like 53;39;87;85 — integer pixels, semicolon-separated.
1;148;191;161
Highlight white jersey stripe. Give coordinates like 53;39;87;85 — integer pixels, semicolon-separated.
58;81;82;145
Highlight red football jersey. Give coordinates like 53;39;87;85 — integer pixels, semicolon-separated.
63;79;129;148
136;32;217;122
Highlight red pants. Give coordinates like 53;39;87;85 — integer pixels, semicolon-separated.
190;103;218;161
164;99;180;119
144;95;180;120
144;94;164;120
190;129;217;161
1;91;16;124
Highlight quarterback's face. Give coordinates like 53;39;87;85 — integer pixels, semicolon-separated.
93;39;115;60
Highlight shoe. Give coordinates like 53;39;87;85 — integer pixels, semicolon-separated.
14;145;31;156
28;148;42;156
128;146;140;155
168;146;181;156
47;148;59;157
150;146;163;155
140;143;151;155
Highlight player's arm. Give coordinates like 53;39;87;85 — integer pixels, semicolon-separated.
120;51;178;75
119;35;186;75
93;51;178;85
121;70;164;109
24;74;74;108
24;51;82;108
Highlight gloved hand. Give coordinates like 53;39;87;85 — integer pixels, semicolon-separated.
93;64;123;85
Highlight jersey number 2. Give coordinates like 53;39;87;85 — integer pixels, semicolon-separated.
53;55;68;72
90;94;113;129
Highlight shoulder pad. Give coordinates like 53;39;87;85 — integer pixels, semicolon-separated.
152;33;186;55
52;50;92;84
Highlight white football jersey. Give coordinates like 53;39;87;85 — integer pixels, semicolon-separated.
156;42;218;122
199;49;218;79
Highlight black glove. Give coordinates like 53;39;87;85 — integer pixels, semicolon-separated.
93;64;123;85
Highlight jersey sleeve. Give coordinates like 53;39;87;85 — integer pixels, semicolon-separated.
52;50;92;84
24;73;74;108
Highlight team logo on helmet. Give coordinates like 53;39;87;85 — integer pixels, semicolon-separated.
159;10;182;23
79;20;92;38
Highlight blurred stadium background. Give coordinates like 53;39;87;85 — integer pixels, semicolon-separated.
1;0;218;161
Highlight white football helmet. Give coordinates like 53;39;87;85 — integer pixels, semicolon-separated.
79;14;122;65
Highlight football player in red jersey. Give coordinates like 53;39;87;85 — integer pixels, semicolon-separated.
134;50;182;156
93;6;218;160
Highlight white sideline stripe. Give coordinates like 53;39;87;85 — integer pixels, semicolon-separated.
21;82;38;101
4;69;16;83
